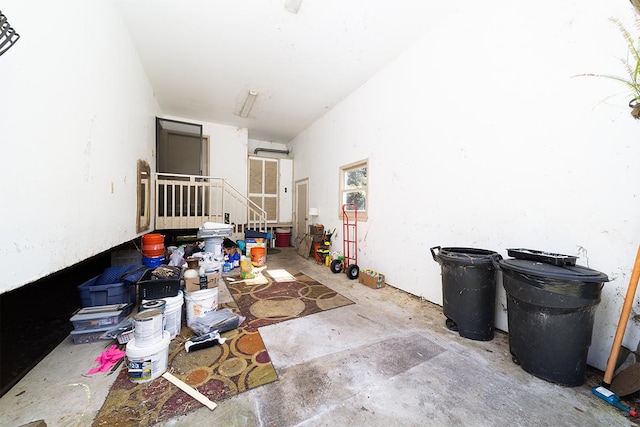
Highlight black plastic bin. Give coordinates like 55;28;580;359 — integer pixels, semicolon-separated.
496;250;609;386
431;246;502;341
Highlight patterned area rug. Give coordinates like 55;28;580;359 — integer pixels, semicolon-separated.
93;269;352;426
93;302;277;427
225;268;355;328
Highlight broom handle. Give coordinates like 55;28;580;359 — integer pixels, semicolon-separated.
603;244;640;385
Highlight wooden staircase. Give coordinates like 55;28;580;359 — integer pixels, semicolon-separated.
154;173;267;241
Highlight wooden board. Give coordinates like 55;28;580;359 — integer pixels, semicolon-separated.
297;234;313;258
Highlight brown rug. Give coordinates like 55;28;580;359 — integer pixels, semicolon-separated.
225;268;354;328
93;269;352;426
93;302;277;427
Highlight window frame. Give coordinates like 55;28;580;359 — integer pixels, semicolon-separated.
339;159;368;222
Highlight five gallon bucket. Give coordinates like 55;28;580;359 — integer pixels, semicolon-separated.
142;233;165;257
250;246;266;266
185;288;218;327
143;291;183;339
142;255;165;268
161;291;183;339
126;331;170;383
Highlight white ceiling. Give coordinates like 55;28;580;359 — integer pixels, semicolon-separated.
115;0;458;143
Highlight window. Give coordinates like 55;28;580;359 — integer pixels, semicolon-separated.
339;160;368;221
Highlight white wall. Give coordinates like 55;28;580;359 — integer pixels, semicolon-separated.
248;139;290;158
0;1;159;293
290;1;640;370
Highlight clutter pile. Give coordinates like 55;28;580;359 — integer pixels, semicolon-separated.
68;222;270;409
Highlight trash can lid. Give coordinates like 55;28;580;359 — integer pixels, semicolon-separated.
433;247;501;266
498;259;609;283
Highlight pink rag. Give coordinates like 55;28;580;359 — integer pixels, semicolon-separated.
87;345;126;375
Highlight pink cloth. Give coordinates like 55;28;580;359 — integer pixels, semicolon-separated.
87;345;126;375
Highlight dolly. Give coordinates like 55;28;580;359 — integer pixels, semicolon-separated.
330;203;360;280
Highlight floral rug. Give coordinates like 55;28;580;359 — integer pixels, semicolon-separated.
92;302;277;427
93;269;353;426
225;268;355;328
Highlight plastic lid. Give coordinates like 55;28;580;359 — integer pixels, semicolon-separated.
434;247;500;265
498;259;609;283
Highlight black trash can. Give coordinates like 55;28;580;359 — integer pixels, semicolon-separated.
431;246;502;341
497;249;609;386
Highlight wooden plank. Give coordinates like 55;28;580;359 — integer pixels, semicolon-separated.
162;372;217;411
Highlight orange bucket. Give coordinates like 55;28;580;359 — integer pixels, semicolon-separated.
250;246;266;266
142;233;165;257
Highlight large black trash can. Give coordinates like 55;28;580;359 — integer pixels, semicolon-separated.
431;246;502;341
497;250;609;386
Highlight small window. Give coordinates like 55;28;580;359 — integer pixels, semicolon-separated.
339;160;368;221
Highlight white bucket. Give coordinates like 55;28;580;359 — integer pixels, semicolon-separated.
133;308;164;347
185;288;218;327
126;331;170;383
143;291;183;339
163;291;183;339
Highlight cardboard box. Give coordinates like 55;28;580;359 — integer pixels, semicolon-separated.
184;271;221;293
358;271;385;289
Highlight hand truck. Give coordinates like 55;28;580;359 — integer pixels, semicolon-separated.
330;203;360;279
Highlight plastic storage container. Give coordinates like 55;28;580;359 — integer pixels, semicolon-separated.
137;268;181;303
496;250;609;386
275;228;291;247
431;246;502;341
77;276;137;307
70;326;114;344
70;304;131;330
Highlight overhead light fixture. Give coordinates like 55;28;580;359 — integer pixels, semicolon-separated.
238;90;258;118
0;11;20;57
284;0;303;14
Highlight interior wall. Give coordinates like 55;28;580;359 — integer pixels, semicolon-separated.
0;0;159;293
289;1;640;371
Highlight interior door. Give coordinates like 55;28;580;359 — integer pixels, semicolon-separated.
294;178;309;247
156;118;206;175
249;157;278;223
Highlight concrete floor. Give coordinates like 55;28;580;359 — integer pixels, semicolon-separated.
1;247;638;427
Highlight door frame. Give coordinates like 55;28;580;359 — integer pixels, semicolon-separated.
294;178;309;247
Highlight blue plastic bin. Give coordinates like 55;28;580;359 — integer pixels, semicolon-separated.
77;276;137;307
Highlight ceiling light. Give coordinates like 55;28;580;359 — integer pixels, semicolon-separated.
284;0;303;14
238;91;258;118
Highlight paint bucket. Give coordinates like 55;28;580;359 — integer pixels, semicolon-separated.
250;246;266;266
126;331;170;383
142;233;165;257
142;255;165;268
144;291;183;339
140;299;166;312
133;308;164;347
185;288;218;327
140;299;167;332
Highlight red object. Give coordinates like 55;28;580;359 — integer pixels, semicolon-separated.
342;203;358;269
87;345;126;375
142;233;165;257
275;231;291;247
